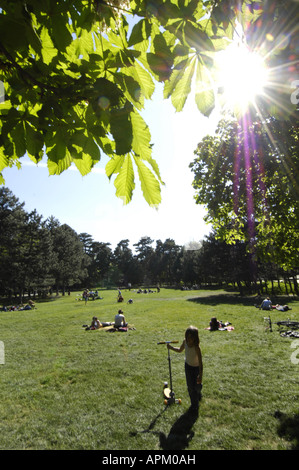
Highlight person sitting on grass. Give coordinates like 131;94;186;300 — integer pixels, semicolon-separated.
85;316;113;330
114;309;128;328
260;297;272;310
85;316;101;330
209;317;223;331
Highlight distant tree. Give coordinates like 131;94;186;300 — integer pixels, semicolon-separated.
133;236;154;282
133;236;154;261
0;187;27;297
79;232;94;255
48;223;88;294
113;239;134;285
153;238;181;285
180;248;200;286
87;241;112;286
14;209;55;301
0;188;55;300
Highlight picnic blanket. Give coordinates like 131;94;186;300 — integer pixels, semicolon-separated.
205;325;234;331
106;324;136;332
83;323;135;332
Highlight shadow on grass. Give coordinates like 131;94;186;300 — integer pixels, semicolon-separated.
0;295;59;307
275;411;299;450
187;293;298;307
130;405;199;450
159;407;199;450
187;294;255;307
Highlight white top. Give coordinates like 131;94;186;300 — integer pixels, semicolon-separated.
185;343;199;367
115;313;125;327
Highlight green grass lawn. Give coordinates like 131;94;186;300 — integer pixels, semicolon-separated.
0;288;298;450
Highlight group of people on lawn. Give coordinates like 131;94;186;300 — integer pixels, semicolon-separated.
85;309;128;330
260;297;291;312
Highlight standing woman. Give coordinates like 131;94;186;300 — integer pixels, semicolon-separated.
167;326;203;412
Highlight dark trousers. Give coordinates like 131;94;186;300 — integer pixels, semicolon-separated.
185;362;202;409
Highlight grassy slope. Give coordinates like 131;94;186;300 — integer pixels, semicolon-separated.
0;288;298;450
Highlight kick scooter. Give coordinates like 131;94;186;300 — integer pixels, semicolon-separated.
157;341;181;405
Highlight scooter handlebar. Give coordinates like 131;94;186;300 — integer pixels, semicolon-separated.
157;341;178;345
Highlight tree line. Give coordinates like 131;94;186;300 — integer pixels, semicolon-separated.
0;187;297;302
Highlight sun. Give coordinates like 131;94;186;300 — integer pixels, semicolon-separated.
215;42;269;113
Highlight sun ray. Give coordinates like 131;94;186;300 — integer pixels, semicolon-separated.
215;40;269;115
213;13;298;120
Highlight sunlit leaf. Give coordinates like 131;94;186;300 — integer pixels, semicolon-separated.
195;62;215;117
40;26;57;64
131;110;152;160
133;156;161;207
121;62;155;101
47;151;72;175
73;152;96;176
170;56;196;111
0;147;9;172
46;129;72;175
70;133;101;175
114;154;135;204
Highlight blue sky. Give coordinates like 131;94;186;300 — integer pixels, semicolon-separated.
2;84;219;251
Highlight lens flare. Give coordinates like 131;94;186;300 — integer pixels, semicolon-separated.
216;43;269;113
